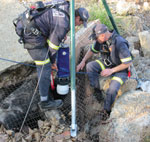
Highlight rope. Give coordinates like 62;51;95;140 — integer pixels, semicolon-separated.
0;57;36;67
18;48;50;132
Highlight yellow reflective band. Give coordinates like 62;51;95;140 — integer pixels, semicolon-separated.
91;44;99;53
121;56;132;63
95;60;105;71
47;40;59;50
35;58;50;65
112;77;123;85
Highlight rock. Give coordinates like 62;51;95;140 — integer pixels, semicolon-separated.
66;140;73;142
133;56;150;80
38;120;44;129
131;49;140;58
99;91;150;142
119;16;143;36
28;128;35;137
77;132;86;141
6;130;15;137
140;81;150;92
0;133;8;142
50;125;56;133
14;132;23;142
143;2;150;11
44;110;61;121
139;31;150;57
125;36;140;51
22;138;27;142
116;1;138;16
43;121;51;127
56;128;63;134
143;70;150;80
34;132;40;142
25;135;32;142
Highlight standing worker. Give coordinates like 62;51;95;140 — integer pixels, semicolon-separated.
77;24;132;120
17;0;89;110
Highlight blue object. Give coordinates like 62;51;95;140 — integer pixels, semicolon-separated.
57;44;70;78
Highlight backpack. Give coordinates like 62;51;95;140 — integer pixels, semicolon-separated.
13;0;69;44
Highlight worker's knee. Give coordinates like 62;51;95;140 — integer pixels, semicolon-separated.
86;61;99;73
36;62;51;78
86;62;93;72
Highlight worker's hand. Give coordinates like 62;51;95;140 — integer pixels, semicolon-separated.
101;68;113;77
51;63;58;71
76;61;85;72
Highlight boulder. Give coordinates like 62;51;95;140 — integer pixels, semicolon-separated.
98;91;150;142
125;36;140;57
143;2;150;11
140;81;150;93
138;31;150;57
125;36;140;51
131;49;140;58
133;56;150;80
116;1;139;16
119;16;143;36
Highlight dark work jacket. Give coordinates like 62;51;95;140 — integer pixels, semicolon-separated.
24;1;70;63
91;30;133;72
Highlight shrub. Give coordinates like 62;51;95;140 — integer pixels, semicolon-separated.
87;1;122;34
88;2;113;30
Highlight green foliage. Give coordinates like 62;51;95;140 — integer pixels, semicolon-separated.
88;2;113;30
87;1;122;33
144;135;150;142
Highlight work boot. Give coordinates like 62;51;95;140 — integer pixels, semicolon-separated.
39;99;63;110
93;88;104;102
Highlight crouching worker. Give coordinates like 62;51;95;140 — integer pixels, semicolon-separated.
17;0;89;110
76;24;132;120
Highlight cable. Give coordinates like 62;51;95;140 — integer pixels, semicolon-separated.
19;48;50;132
0;57;36;67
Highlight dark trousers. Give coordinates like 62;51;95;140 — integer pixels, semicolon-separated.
86;60;127;112
27;47;52;101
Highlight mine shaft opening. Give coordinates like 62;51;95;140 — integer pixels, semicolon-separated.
0;47;98;142
0;75;73;132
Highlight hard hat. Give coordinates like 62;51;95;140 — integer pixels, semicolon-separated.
77;7;89;28
57;84;69;95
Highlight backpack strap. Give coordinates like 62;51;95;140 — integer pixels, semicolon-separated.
29;1;70;21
